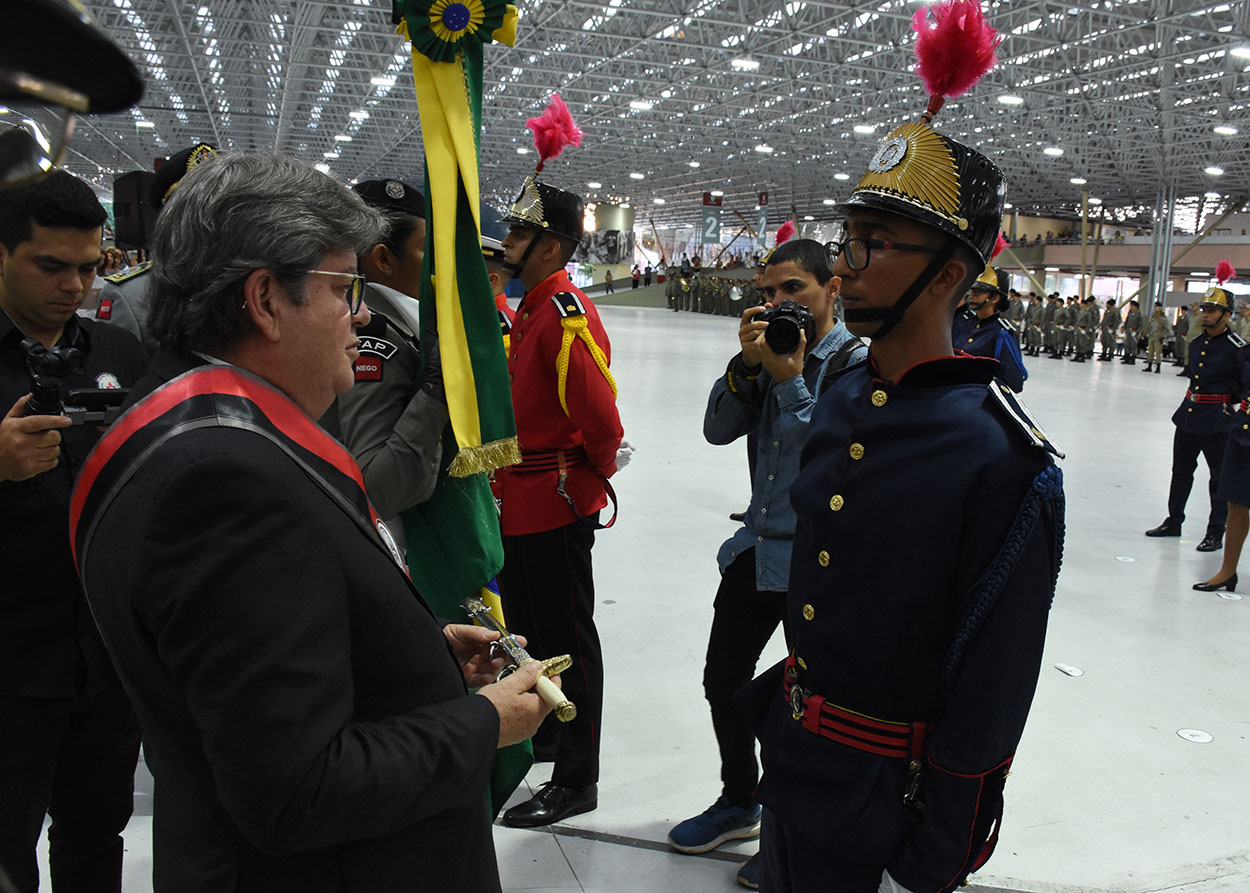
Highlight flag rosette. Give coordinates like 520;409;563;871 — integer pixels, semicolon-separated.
403;0;510;63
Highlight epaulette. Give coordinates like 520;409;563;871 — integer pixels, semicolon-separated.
998;317;1016;332
550;292;586;318
1230;331;1246;348
988;382;1065;459
104;262;151;285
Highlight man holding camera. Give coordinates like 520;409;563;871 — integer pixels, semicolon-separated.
669;239;864;888
0;171;147;891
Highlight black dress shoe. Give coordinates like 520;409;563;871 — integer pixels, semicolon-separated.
1196;533;1224;552
1145;520;1182;537
1193;573;1237;592
502;782;597;828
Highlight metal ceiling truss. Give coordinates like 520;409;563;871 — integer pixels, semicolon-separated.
71;0;1249;235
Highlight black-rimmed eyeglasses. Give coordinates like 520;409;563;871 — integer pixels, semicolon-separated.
306;270;367;313
824;238;939;271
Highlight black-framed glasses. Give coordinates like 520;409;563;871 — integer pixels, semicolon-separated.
824;237;938;271
306;270;367;313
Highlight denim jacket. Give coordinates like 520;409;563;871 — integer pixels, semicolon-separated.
703;322;866;590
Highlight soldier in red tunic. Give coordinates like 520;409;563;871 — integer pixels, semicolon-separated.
495;173;624;828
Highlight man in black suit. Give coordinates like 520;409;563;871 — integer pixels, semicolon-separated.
71;152;555;892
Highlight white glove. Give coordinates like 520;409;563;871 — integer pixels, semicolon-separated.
877;870;917;893
614;439;635;472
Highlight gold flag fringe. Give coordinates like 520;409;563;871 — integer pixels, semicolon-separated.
447;435;522;478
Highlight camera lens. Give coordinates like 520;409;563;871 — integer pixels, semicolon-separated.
765;317;801;354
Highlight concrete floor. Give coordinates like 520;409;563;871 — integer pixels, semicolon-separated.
40;304;1250;891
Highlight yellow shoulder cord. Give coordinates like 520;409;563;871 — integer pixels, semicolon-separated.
556;316;618;416
502;333;511;356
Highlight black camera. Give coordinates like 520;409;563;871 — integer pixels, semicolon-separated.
22;338;128;425
760;300;816;355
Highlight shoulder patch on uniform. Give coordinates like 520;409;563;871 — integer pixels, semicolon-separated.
1230;331;1247;348
95;297;114;320
551;292;586;318
104;262;151;284
988;382;1065;459
357;335;398;359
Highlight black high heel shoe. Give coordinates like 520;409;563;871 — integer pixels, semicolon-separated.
1193;573;1237;592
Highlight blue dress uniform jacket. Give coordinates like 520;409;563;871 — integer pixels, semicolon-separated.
1174;329;1242;436
79;349;502;893
740;355;1063;891
957;312;1027;393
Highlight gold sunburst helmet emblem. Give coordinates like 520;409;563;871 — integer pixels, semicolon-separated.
853;122;966;232
507;176;548;229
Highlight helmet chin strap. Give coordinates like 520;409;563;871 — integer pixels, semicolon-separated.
842;239;959;341
503;228;545;280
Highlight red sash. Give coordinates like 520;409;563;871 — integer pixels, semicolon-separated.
69;366;408;581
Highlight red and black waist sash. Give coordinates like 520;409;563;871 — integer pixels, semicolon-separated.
1185;390;1232;404
69;366;408;581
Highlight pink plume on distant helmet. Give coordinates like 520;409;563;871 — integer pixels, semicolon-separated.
1217;260;1236;285
776;220;796;244
912;0;1001;122
525;93;583;173
992;233;1008;259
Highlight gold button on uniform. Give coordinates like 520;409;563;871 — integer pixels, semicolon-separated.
829;494;844;511
871;390;888;407
817;550;830;567
802;604;816;621
849;443;864;460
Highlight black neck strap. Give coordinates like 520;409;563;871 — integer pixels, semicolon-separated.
503;229;544;279
843;239;959;340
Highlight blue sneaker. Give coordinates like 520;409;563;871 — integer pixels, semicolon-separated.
736;853;761;889
667;796;762;854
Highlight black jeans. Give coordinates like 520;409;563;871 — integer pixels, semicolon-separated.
703;550;788;806
1168;427;1228;535
0;689;141;893
499;516;602;788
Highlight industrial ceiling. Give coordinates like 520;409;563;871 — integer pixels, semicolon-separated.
72;0;1250;234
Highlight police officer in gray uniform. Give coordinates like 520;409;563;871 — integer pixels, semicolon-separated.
1073;296;1098;362
1041;292;1057;355
95;143;217;354
323;179;448;552
1051;294;1071;359
1121;299;1142;364
1174;305;1191;371
1099;298;1121;361
1023;292;1043;356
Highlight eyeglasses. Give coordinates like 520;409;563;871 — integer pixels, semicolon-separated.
824;237;938;272
306;270;367;313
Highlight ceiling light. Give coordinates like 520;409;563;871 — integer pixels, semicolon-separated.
755;144;774;154
323;151;339;159
629;172;645;179
833;173;850;181
371;75;398;86
135;120;155;129
315;163;331;173
852;125;875;134
1205;165;1224;176
334;134;352;142
1004;203;1013;209
688;161;700;168
653;198;665;205
1045;267;1060;272
587;181;602;189
803;215;814;221
1088;197;1102;205
1205;191;1222;198
660;89;673;98
1214;124;1238;135
349;110;369;120
1231;46;1250;59
822;198;836;205
730;56;760;71
516;147;529;154
1043;146;1064;156
620;202;631;208
998;94;1024;105
1070;177;1087;185
710;190;724;197
629;100;653;111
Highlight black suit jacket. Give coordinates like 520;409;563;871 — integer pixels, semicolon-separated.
82;350;502;892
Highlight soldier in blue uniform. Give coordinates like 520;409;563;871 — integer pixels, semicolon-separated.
1146;288;1244;552
738;78;1065;893
954;265;1027;392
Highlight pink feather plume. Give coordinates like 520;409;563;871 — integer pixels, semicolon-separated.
1217;260;1236;285
992;233;1008;259
525;93;583;171
912;0;1000;120
776;220;796;245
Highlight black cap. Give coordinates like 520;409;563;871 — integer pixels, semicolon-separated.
838;122;1005;266
502;177;584;243
4;0;144;114
148;144;217;208
352;179;426;218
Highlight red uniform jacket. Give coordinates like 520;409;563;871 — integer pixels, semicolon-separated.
496;270;622;535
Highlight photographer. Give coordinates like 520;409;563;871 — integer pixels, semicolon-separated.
0;171;146;890
669;239;864;887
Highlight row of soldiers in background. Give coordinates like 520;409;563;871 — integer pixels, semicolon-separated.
666;267;755;315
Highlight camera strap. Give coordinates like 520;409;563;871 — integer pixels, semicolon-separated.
842;240;958;341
